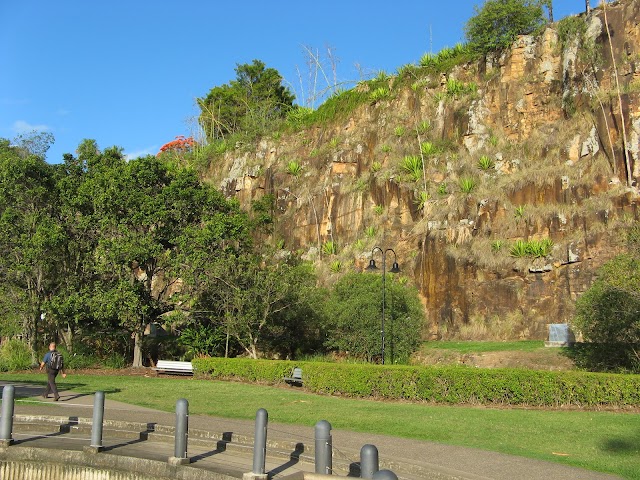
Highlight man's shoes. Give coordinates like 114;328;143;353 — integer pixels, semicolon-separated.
42;394;48;399
54;396;60;401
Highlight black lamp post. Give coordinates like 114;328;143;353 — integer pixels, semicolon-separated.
365;247;400;365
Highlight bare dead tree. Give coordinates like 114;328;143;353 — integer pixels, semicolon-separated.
324;188;335;255
584;72;617;174
294;65;307;108
542;0;553;22
602;0;632;186
326;45;339;93
415;126;428;198
297;44;341;108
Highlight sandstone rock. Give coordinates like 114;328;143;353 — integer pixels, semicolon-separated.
631;115;640;177
567;244;580;263
207;0;640;341
580;127;600;157
567;135;581;162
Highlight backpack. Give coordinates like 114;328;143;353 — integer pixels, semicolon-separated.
49;350;64;370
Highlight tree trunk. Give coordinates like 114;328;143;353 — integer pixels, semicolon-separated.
548;2;553;22
132;331;144;367
59;324;73;353
225;326;230;358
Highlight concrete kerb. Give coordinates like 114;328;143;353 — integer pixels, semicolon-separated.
12;417;356;477
0;445;237;480
12;414;311;464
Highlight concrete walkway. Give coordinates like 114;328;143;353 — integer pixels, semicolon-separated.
0;381;622;480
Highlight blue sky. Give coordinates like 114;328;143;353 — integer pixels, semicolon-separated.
1;1;586;164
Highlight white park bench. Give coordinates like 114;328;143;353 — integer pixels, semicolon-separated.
153;360;193;376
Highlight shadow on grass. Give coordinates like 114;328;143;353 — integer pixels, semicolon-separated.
602;433;640;454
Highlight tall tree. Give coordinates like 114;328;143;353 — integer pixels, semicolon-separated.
188;253;317;359
465;0;546;55
12;130;55;160
88;153;247;366
0;139;65;355
45;141;251;366
198;59;295;141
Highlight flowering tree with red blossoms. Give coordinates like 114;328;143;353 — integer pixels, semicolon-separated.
157;136;195;156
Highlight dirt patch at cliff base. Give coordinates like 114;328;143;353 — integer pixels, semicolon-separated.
412;348;576;370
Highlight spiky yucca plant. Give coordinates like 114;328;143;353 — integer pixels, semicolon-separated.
286;160;302;176
401;155;423;182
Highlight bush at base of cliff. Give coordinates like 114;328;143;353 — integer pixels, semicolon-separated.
564;342;640;374
573;253;640;373
322;273;424;364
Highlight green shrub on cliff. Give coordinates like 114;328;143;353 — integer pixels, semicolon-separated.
465;0;546;55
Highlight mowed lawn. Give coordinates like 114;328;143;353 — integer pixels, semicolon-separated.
2;371;639;479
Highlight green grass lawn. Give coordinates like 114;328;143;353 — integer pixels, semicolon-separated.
2;371;639;479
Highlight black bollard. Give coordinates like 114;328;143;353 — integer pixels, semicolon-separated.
0;385;15;446
360;444;379;478
169;398;190;465
252;408;268;475
90;391;105;450
314;420;332;475
372;469;398;480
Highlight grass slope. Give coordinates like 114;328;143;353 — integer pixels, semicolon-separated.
2;372;639;479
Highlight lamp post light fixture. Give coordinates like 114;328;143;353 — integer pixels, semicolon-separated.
365;247;400;365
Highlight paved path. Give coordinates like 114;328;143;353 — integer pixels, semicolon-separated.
0;381;623;480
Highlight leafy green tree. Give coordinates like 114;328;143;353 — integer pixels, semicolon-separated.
464;0;546;55
41;140;252;366
188;253;318;359
47;144;105;348
572;225;640;372
198;59;295;141
259;262;326;359
0;139;65;356
323;273;424;363
87;152;250;366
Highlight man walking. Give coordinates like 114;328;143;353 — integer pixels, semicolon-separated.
39;342;66;401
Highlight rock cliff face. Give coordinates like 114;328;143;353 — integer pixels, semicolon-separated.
206;0;640;340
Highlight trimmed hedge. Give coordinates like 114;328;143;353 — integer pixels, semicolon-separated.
192;357;640;408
